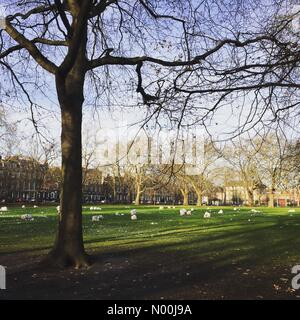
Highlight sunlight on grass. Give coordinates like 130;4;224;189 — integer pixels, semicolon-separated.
1;205;300;269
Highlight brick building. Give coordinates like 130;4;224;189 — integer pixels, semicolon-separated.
0;156;47;202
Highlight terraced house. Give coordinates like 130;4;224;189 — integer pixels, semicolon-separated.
0;156;47;202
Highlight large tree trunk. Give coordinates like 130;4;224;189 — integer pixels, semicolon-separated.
268;191;275;208
183;193;189;206
247;189;254;207
196;191;202;207
47;61;90;268
180;188;189;206
134;174;143;205
135;182;141;205
197;194;202;207
135;192;141;206
191;183;203;207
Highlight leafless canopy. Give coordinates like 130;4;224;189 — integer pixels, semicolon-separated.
0;0;299;139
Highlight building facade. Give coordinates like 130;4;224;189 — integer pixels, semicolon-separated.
0;156;47;202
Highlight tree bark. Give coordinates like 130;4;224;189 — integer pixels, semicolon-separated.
135;179;141;205
268;179;275;207
268;191;275;208
134;173;143;205
46;56;90;268
183;193;189;206
191;183;203;207
180;188;189;206
196;191;202;207
135;191;141;206
246;189;254;207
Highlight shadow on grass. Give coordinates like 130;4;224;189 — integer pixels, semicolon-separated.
1;218;299;299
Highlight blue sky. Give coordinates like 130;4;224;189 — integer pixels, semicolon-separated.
1;0;299;162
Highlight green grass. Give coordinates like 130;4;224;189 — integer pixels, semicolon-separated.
1;205;300;270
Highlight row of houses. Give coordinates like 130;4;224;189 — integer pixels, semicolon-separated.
0;156;105;203
0;156;47;202
0;155;299;206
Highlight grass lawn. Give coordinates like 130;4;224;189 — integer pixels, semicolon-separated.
0;205;300;299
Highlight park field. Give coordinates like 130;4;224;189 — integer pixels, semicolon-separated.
0;205;300;299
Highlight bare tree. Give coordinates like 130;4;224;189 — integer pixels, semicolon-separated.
255;131;290;207
0;105;18;156
129;163;149;205
175;172;191;206
1;0;300;267
122;136;154;205
82;127;104;185
186;141;220;206
284;139;300;188
284;139;300;205
222;138;263;206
